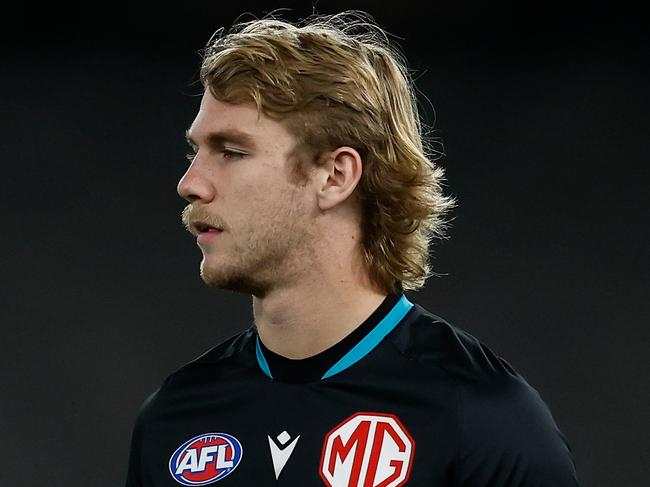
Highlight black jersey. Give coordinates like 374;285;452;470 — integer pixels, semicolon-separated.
126;293;580;486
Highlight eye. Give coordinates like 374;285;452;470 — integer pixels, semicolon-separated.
223;149;246;160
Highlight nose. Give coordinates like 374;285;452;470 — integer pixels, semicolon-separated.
177;157;216;203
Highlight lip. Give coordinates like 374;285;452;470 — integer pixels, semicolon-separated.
191;220;223;234
197;229;223;243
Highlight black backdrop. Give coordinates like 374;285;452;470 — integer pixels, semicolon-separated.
2;2;648;486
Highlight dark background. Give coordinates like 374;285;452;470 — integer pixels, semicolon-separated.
2;2;647;486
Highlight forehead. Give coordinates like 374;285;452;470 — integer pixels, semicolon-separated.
189;91;295;148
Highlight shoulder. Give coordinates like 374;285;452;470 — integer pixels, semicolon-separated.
389;301;579;485
134;327;256;419
388;302;521;384
453;368;580;484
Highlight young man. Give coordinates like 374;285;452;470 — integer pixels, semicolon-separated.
126;12;580;487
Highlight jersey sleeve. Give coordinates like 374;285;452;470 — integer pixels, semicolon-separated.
125;390;159;487
450;374;581;486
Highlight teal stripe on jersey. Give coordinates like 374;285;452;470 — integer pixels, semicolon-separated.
321;294;414;379
256;337;273;379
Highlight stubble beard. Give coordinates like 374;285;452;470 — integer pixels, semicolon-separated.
199;198;313;298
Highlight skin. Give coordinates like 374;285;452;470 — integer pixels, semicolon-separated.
178;91;387;359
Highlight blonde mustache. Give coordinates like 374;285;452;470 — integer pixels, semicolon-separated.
181;205;226;233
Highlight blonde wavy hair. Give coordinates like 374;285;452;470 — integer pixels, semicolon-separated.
199;11;456;294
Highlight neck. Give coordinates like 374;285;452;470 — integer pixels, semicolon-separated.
252;280;388;359
251;200;391;359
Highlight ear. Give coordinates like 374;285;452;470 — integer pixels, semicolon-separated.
315;146;363;211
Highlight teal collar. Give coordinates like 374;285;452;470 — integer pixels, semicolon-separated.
255;294;414;382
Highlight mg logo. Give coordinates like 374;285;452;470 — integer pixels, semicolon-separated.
319;412;415;487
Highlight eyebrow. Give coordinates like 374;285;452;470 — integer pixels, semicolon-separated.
185;128;257;150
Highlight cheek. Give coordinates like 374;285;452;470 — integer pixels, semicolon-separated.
232;173;309;229
232;185;284;230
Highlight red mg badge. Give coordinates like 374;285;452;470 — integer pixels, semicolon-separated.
320;412;415;487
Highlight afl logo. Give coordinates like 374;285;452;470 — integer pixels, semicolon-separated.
320;412;415;487
169;432;243;486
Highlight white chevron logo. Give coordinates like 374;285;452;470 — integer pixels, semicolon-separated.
268;430;300;479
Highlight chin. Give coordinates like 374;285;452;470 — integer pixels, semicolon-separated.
200;264;266;296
